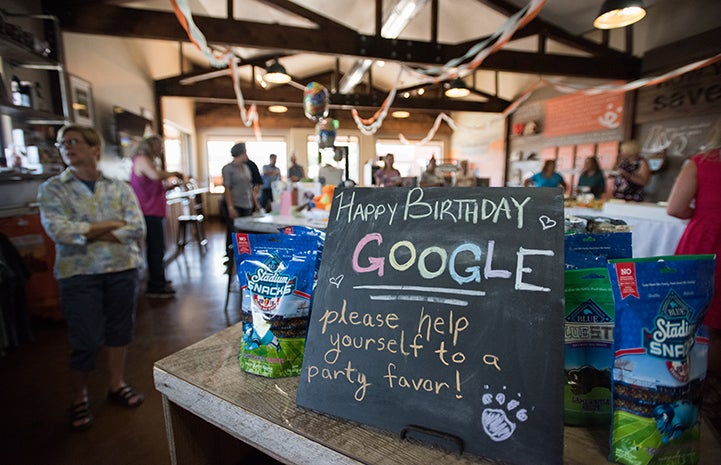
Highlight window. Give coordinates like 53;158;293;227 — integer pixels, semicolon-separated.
163;123;190;176
206;137;287;193
306;135;360;184
375;140;444;179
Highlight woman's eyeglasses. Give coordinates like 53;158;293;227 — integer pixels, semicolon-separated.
55;138;85;149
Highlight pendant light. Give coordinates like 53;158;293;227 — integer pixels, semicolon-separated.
445;78;470;98
264;59;291;84
593;0;646;29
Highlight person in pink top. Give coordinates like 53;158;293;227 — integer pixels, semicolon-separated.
130;135;183;298
667;120;721;421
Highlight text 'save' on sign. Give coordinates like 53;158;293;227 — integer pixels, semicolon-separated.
296;186;565;465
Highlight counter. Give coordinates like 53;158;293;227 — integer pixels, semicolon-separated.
153;324;721;465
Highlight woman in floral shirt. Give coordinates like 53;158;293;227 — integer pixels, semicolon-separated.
38;124;146;431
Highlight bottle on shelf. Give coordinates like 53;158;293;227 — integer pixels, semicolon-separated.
11;75;23;106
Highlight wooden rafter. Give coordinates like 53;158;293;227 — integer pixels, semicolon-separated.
42;1;639;80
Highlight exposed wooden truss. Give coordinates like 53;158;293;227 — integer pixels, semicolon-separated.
41;0;648;113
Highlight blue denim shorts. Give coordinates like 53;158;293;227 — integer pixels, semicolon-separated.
58;268;140;371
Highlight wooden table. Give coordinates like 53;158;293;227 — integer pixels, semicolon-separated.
153;324;721;465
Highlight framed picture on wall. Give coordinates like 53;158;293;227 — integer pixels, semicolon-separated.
69;75;94;126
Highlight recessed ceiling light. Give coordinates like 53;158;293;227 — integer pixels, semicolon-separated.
268;105;288;113
391;110;410;119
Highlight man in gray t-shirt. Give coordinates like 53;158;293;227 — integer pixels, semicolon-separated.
222;142;256;218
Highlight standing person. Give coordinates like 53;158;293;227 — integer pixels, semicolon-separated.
245;154;263;212
666;121;721;420
37;124;146;432
130;135;183;298
611;139;650;201
287;153;305;182
524;159;567;190
375;153;402;187
576;155;606;199
419;155;444;187
454;159;476;187
222;142;258;253
259;153;282;212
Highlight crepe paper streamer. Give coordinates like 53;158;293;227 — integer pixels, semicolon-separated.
403;0;547;86
353;0;546;136
229;58;262;140
350;68;403;135
397;51;721;146
170;0;232;68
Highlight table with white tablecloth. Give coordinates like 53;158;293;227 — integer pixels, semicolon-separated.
566;202;688;258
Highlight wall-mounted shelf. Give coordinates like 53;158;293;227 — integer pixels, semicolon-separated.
0;102;68;124
0;34;56;68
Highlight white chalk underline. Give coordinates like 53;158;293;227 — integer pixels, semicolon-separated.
353;284;485;296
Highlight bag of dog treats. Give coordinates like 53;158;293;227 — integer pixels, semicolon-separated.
564;268;615;426
233;232;319;377
565;231;632;270
607;255;715;465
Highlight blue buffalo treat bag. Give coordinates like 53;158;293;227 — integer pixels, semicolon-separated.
607;255;715;465
565;231;632;270
232;232;318;377
564;268;615;426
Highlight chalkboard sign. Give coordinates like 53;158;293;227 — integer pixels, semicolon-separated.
296;187;565;465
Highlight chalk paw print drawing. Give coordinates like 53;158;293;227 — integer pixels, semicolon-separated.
480;386;529;442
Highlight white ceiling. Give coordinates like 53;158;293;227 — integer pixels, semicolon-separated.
128;0;721;100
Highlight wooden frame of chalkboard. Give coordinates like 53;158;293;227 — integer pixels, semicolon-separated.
297;186;565;465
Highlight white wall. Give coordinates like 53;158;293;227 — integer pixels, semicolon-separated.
450;112;507;186
62;33;195;180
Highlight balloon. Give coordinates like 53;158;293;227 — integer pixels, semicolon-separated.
316;117;338;149
303;82;329;121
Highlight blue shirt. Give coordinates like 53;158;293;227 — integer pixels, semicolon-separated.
529;171;564;188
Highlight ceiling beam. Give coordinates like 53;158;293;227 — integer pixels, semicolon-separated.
155;74;508;113
641;26;721;74
44;2;638;80
255;0;354;33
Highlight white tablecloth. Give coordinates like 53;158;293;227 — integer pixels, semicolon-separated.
566;207;688;258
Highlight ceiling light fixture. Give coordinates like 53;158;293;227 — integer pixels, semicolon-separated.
268;105;288;113
593;0;646;29
264;59;291;84
445;78;470;98
391;110;410;119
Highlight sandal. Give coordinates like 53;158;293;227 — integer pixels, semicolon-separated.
68;400;93;432
107;385;144;408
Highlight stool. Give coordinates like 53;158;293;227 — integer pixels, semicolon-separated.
176;213;208;248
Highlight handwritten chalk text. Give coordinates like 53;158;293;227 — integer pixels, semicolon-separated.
333;188;531;228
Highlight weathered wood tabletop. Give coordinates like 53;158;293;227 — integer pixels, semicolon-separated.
154;323;721;465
